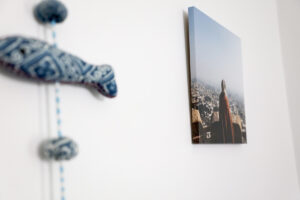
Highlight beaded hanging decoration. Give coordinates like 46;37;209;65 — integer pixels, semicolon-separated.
0;1;117;199
33;1;114;200
0;0;117;97
35;2;75;200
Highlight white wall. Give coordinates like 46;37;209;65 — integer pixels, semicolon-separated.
0;0;299;200
277;0;300;186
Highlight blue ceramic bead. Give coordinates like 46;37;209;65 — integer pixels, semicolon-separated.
34;0;68;24
42;137;78;161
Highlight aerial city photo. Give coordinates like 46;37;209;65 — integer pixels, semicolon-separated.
188;7;247;144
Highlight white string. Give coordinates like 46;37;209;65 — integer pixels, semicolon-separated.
51;20;65;200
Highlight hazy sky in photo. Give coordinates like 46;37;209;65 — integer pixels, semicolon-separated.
189;7;244;96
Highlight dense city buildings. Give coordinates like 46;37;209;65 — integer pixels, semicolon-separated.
191;80;247;144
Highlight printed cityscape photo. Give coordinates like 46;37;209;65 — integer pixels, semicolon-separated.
188;7;247;144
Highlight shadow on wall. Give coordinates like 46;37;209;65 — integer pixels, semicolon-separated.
182;11;193;144
276;0;300;188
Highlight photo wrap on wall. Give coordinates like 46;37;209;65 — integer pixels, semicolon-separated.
188;7;247;144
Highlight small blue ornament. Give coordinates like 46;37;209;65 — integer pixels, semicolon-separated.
34;0;68;24
41;137;78;161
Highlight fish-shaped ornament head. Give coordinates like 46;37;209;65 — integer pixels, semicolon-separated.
0;36;117;98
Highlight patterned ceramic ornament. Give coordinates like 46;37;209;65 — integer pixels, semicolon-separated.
34;0;68;24
41;137;78;161
0;36;117;97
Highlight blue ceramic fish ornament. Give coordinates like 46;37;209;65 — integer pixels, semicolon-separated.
0;36;117;97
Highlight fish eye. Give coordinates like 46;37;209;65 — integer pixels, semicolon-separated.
19;48;26;55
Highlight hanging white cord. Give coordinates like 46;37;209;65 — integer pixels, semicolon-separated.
51;20;66;200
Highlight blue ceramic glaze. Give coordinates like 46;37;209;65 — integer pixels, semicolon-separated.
42;137;78;161
0;36;117;97
34;0;68;24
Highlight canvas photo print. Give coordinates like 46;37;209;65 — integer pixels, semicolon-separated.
188;7;247;144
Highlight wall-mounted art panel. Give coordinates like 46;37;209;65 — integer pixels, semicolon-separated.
188;7;246;144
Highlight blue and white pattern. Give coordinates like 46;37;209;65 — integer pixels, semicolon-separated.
34;0;68;24
42;137;78;161
0;36;117;97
